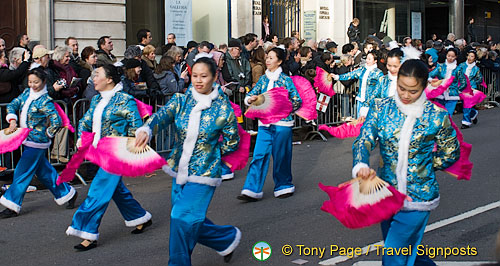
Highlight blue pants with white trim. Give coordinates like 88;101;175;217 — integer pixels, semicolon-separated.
68;168;150;240
435;99;458;116
0;146;74;213
462;108;478;126
381;211;435;266
242;125;294;198
169;180;240;266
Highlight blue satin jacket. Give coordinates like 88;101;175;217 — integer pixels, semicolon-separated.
353;98;460;208
143;85;239;186
429;63;461;97
78;91;143;139
376;75;393;98
338;67;384;108
456;63;483;90
7;88;61;148
247;72;302;125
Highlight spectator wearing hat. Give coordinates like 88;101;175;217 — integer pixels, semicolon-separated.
222;38;251;95
117;45;160;97
326;41;338;56
121;58;150;98
96;36;117;66
26;46;65;100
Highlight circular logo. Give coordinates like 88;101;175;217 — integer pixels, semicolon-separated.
253;241;272;261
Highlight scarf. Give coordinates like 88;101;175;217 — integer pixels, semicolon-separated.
91;83;122;147
465;62;476;77
359;64;377;102
444;60;457;80
394;91;427;195
265;67;282;92
176;85;219;185
20;86;48;128
388;73;398;97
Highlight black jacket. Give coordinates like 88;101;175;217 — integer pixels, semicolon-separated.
0;61;29;103
347;23;360;44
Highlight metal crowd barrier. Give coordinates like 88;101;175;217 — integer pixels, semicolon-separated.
479;67;500;107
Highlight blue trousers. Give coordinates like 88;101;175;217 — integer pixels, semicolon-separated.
67;168;151;241
169;180;240;266
462;108;478;126
435;99;458;116
381;211;435;266
0;146;75;213
242;125;294;198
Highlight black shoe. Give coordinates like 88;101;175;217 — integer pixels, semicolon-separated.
223;252;233;263
236;194;259;202
131;220;152;234
473;117;478;124
276;192;294;199
66;191;78;209
0;208;18;218
74;240;97;251
461;124;470;129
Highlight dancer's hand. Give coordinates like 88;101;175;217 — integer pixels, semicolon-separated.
247;95;258;104
7;120;17;134
135;131;149;149
357;167;376;181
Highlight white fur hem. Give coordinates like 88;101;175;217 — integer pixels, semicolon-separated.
461;120;472;126
0;196;21;213
258;120;294;127
241;189;263;199
402;196;440;211
66;226;99;241
46;129;54;139
217;227;241;256
352;162;369;178
135;126;153;142
162;166;222;187
222;173;234;180
274;186;295;197
6;113;17;123
54;186;76;205
22;140;51;149
471;110;478;120
124;211;152;227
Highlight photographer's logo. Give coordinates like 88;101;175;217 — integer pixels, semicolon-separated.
253;241;272;261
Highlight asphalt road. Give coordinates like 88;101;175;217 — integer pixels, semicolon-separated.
0;108;499;266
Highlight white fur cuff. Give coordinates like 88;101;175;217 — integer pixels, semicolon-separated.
135;126;153;142
6;113;17;123
352;162;369;178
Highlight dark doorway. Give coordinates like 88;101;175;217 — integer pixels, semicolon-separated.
0;0;27;50
126;0;165;47
425;3;449;41
261;0;300;39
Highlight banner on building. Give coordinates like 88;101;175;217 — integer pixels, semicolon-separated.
303;11;316;41
253;0;262;39
411;12;422;40
165;0;192;46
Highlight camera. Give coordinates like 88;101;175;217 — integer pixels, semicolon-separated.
238;73;246;79
56;79;68;89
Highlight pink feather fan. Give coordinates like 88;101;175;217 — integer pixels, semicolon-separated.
134;99;153;119
222;124;251;172
314;67;335;97
0;128;32;154
459;76;486;109
54;103;75;133
318;118;365;139
319;176;406;229
291;75;318;120
244;87;293;124
425;76;455;99
57;132;166;184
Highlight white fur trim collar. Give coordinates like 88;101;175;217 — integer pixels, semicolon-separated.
20;86;48;128
265;67;282;92
91;83;122;147
176;86;219;185
394;92;426;194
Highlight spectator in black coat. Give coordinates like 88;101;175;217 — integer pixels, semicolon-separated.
347;18;361;44
0;49;30;103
